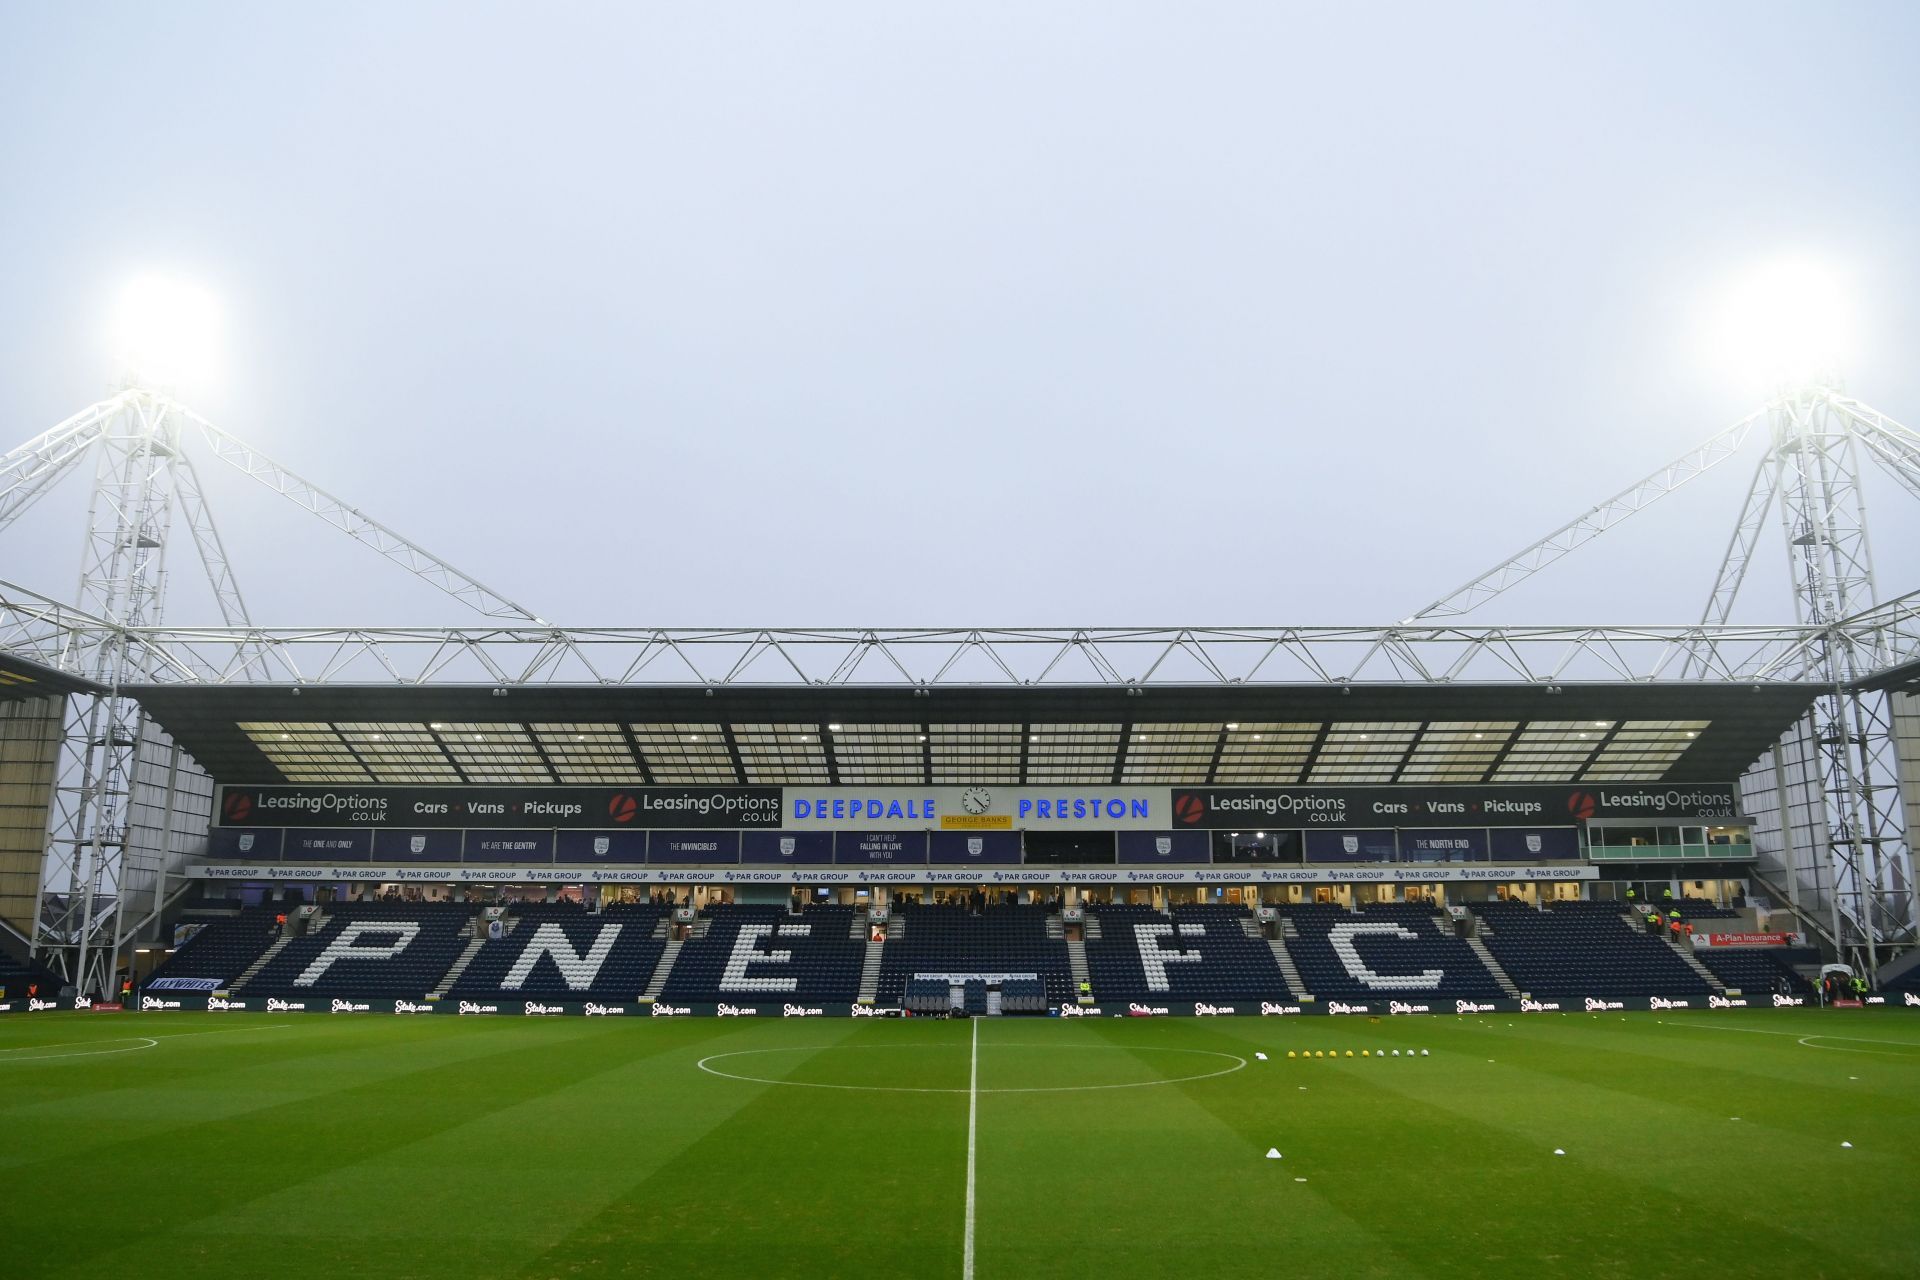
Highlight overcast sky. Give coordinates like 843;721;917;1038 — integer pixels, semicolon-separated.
2;2;1916;631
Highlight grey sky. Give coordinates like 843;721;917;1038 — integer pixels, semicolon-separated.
3;3;1916;630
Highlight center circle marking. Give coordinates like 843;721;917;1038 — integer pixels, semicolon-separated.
696;1042;1248;1094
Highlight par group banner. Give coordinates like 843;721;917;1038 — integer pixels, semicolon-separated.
186;862;1601;886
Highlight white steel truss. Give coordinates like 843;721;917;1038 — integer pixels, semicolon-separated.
0;600;1891;689
0;389;546;994
1401;384;1920;972
1;385;1918;990
1405;411;1766;623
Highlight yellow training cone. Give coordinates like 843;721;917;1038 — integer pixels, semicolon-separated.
1361;1049;1370;1057
1345;1050;1354;1058
1287;1050;1296;1059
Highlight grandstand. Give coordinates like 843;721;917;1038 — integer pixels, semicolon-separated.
451;901;668;1004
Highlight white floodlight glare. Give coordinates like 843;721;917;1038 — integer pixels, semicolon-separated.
109;273;225;390
1704;255;1854;391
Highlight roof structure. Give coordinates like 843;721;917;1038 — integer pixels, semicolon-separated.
130;679;1814;788
0;650;101;703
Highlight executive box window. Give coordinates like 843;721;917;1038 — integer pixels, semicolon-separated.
1211;830;1305;864
1022;831;1117;864
1588;825;1706;848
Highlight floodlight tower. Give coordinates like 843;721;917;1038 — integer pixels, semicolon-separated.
1766;380;1909;976
35;391;187;997
1405;259;1920;977
2;280;544;995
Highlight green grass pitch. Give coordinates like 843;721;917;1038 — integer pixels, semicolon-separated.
2;1009;1917;1279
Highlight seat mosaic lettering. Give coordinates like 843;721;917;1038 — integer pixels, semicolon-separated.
503;923;623;991
721;923;811;993
297;922;422;985
1327;921;1444;991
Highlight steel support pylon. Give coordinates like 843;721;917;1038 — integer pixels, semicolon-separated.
1769;388;1912;977
32;394;180;996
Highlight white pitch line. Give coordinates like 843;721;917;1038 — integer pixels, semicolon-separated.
149;1023;298;1041
0;1022;298;1064
1658;1020;1920;1050
964;1017;978;1280
0;1037;157;1061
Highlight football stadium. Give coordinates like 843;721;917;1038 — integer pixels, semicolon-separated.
5;8;1920;1279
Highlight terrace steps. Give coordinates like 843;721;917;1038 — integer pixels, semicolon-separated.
858;934;885;1004
1465;935;1522;998
1667;938;1726;992
1267;938;1308;1000
431;933;490;999
230;934;291;992
1066;937;1092;1001
642;937;684;1001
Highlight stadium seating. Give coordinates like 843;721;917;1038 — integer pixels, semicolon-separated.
877;903;1073;1006
1000;976;1047;1012
241;901;471;999
0;951;64;1000
661;904;865;1004
142;907;282;989
1694;945;1814;995
903;977;950;1013
451;902;667;1001
1085;903;1291;1004
1882;962;1920;995
1672;902;1741;920
1284;901;1505;1001
1472;900;1711;997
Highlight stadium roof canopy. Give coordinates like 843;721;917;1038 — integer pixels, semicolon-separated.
131;680;1816;788
0;651;102;703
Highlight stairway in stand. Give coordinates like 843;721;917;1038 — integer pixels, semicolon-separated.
1067;937;1092;1003
431;922;490;998
857;931;885;1005
1267;937;1307;1001
642;938;684;1001
230;935;292;992
1667;937;1726;992
1464;933;1522;997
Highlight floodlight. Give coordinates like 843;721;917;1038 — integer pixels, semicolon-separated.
109;272;224;389
1705;255;1853;390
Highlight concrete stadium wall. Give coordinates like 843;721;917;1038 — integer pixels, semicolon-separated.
0;695;62;939
1738;713;1829;927
120;714;216;939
